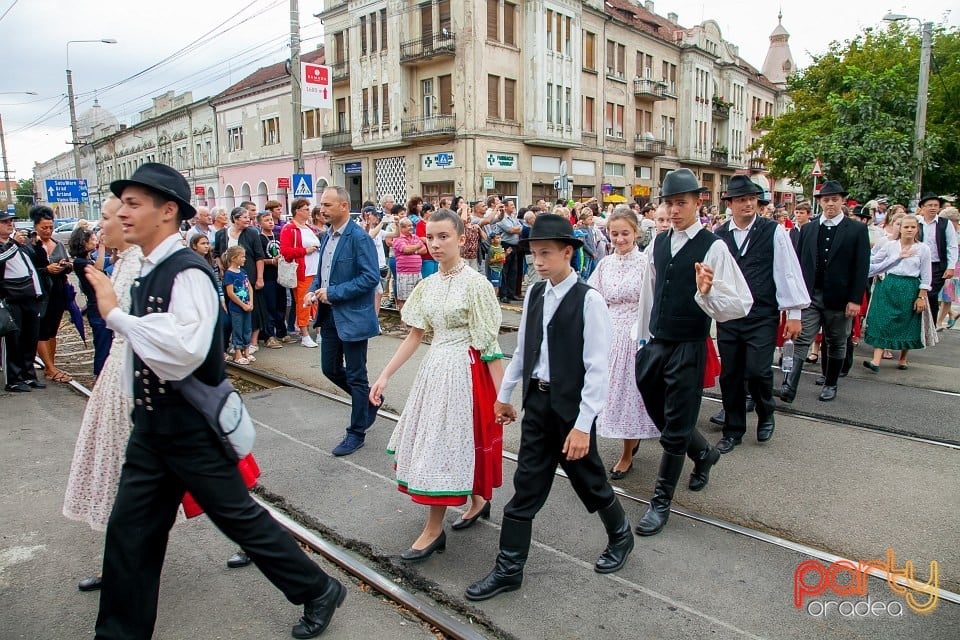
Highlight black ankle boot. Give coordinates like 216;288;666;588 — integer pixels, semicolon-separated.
595;499;634;573
688;444;720;491
635;453;685;536
465;517;532;601
779;360;804;403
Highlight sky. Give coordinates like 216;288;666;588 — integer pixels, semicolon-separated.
0;0;956;188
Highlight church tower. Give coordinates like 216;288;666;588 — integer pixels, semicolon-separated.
761;10;796;89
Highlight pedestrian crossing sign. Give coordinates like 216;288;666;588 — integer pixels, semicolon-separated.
292;174;313;197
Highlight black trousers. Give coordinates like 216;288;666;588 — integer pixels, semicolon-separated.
717;316;778;439
635;339;711;457
259;278;287;339
502;244;521;298
928;261;946;313
95;407;329;640
503;385;613;522
2;297;41;385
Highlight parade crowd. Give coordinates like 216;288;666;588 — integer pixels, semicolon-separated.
1;161;957;638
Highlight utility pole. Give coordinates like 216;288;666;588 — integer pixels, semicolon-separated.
0;113;13;208
290;0;304;177
913;21;932;205
66;68;86;219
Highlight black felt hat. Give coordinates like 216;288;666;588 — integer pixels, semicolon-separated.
918;192;945;207
519;213;583;248
722;175;768;204
110;162;196;220
660;168;708;199
815;180;848;198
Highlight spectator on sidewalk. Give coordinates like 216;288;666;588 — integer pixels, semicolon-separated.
258;212;285;348
393;218;426;311
280;198;322;348
0;210;46;392
70;226;113;376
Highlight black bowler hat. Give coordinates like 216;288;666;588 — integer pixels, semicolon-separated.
815;180;847;198
918;192;945;207
519;213;583;249
660;168;708;199
722;175;768;204
853;206;872;219
110;162;196;220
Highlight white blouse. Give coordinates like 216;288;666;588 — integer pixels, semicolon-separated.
869;240;932;290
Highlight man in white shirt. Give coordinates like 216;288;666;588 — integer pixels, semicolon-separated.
918;192;958;313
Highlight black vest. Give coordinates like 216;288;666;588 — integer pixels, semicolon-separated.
130;248;225;421
650;228;716;341
815;223;838;290
932;217;949;265
715;217;779;319
521;278;589;423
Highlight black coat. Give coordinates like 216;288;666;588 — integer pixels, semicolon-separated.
796;216;870;311
214;227;265;280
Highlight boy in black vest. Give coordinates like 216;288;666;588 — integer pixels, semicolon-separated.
633;169;752;536
712;176;809;454
84;164;343;640
465;214;634;602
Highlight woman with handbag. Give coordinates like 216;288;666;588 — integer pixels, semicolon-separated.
31;205;74;383
279;198;322;348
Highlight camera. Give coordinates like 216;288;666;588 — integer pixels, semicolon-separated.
27;229;37;239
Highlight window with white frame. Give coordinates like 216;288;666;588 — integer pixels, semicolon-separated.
261;117;280;146
604;162;625;177
227;126;243;152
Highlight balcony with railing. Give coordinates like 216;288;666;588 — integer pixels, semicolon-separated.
633;79;667;101
749;156;768;171
401;114;455;140
321;130;352;151
712;102;730;120
400;31;456;63
634;135;666;157
711;149;729;166
331;61;349;83
751;114;765;131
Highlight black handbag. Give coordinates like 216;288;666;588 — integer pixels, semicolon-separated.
0;300;17;337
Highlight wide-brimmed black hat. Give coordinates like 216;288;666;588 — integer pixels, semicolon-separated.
660;168;708;199
110;162;196;220
853;206;872;219
722;175;769;204
519;213;582;248
815;180;847;198
918;192;945;207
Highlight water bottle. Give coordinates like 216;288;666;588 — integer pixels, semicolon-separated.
781;339;794;374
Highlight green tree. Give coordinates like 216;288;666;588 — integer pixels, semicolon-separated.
15;178;34;218
755;23;959;204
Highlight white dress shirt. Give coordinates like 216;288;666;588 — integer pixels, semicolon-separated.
106;233;220;397
869;240;932;290
819;213;843;228
634;221;753;344
921;216;959;267
498;269;611;433
728;215;810;320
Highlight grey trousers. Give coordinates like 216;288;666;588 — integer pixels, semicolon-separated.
793;290;853;362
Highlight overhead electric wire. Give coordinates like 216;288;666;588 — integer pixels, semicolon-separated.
6;96;69;135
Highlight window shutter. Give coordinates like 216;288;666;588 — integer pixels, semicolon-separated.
487;75;500;119
504;78;516;121
503;3;515;45
487;0;498;40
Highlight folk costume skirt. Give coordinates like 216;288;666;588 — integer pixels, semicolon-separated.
864;274;924;351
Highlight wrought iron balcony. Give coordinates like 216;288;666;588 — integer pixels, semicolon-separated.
400;31;456;63
749;156;768;171
712;102;730;119
331;61;349;82
711;149;729;166
401;114;455;140
633;79;667;101
634;136;666;157
321;130;352;150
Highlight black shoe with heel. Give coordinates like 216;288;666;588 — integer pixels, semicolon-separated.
400;530;446;561
451;501;491;530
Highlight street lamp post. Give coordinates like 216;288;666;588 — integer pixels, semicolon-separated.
0;92;38;209
66;38;116;218
883;13;933;207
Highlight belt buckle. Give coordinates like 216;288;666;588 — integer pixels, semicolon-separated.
537;380;550;392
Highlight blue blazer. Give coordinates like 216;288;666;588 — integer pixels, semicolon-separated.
308;220;381;341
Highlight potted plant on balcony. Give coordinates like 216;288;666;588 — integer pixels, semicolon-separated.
711;96;733;108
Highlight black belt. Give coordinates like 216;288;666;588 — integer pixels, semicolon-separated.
531;378;550;392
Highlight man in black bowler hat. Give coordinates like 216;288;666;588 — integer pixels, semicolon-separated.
632;169;752;536
84;163;344;639
917;192;957;313
779;180;869;403
712;176;809;454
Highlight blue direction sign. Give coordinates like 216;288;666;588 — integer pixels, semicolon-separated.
5;204;14;214
45;179;89;203
292;174;313;198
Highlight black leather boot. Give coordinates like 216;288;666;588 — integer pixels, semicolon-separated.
688;444;720;491
464;517;532;601
779;360;803;403
595;499;634;573
635;453;685;536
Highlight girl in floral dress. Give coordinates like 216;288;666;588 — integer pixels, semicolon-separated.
370;210;504;561
588;208;658;479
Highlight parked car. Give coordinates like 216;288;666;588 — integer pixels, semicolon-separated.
53;220;101;245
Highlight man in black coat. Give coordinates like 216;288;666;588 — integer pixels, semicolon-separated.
780;181;870;403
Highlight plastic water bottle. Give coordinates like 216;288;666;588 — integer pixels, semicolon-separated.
781;339;794;374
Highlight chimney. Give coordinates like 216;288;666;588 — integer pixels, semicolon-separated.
667;12;678;24
644;1;654;13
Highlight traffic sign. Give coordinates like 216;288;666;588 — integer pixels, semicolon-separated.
783;192;794;203
811;158;823;177
292;174;313;198
194;186;205;196
6;203;15;214
277;177;291;190
45;179;89;203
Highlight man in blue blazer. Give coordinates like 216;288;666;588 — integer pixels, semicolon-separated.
305;185;381;456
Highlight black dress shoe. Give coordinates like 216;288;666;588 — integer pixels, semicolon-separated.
756;417;775;442
25;380;47;389
400;530;446;561
292;579;346;639
688;446;720;491
814;375;826;386
709;410;726;426
78;575;102;592
778;383;797;403
595;500;634;574
818;385;838;401
5;382;32;392
715;435;741;454
451;501;491;530
227;550;251;568
609;463;633;480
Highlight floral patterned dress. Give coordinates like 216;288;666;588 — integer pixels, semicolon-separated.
63;245;143;531
588;247;659;440
387;263;504;505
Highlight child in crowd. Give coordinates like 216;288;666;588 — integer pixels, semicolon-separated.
487;233;506;296
223;245;254;365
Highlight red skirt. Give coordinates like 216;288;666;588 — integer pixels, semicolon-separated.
182;453;261;518
703;338;721;389
399;348;503;506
